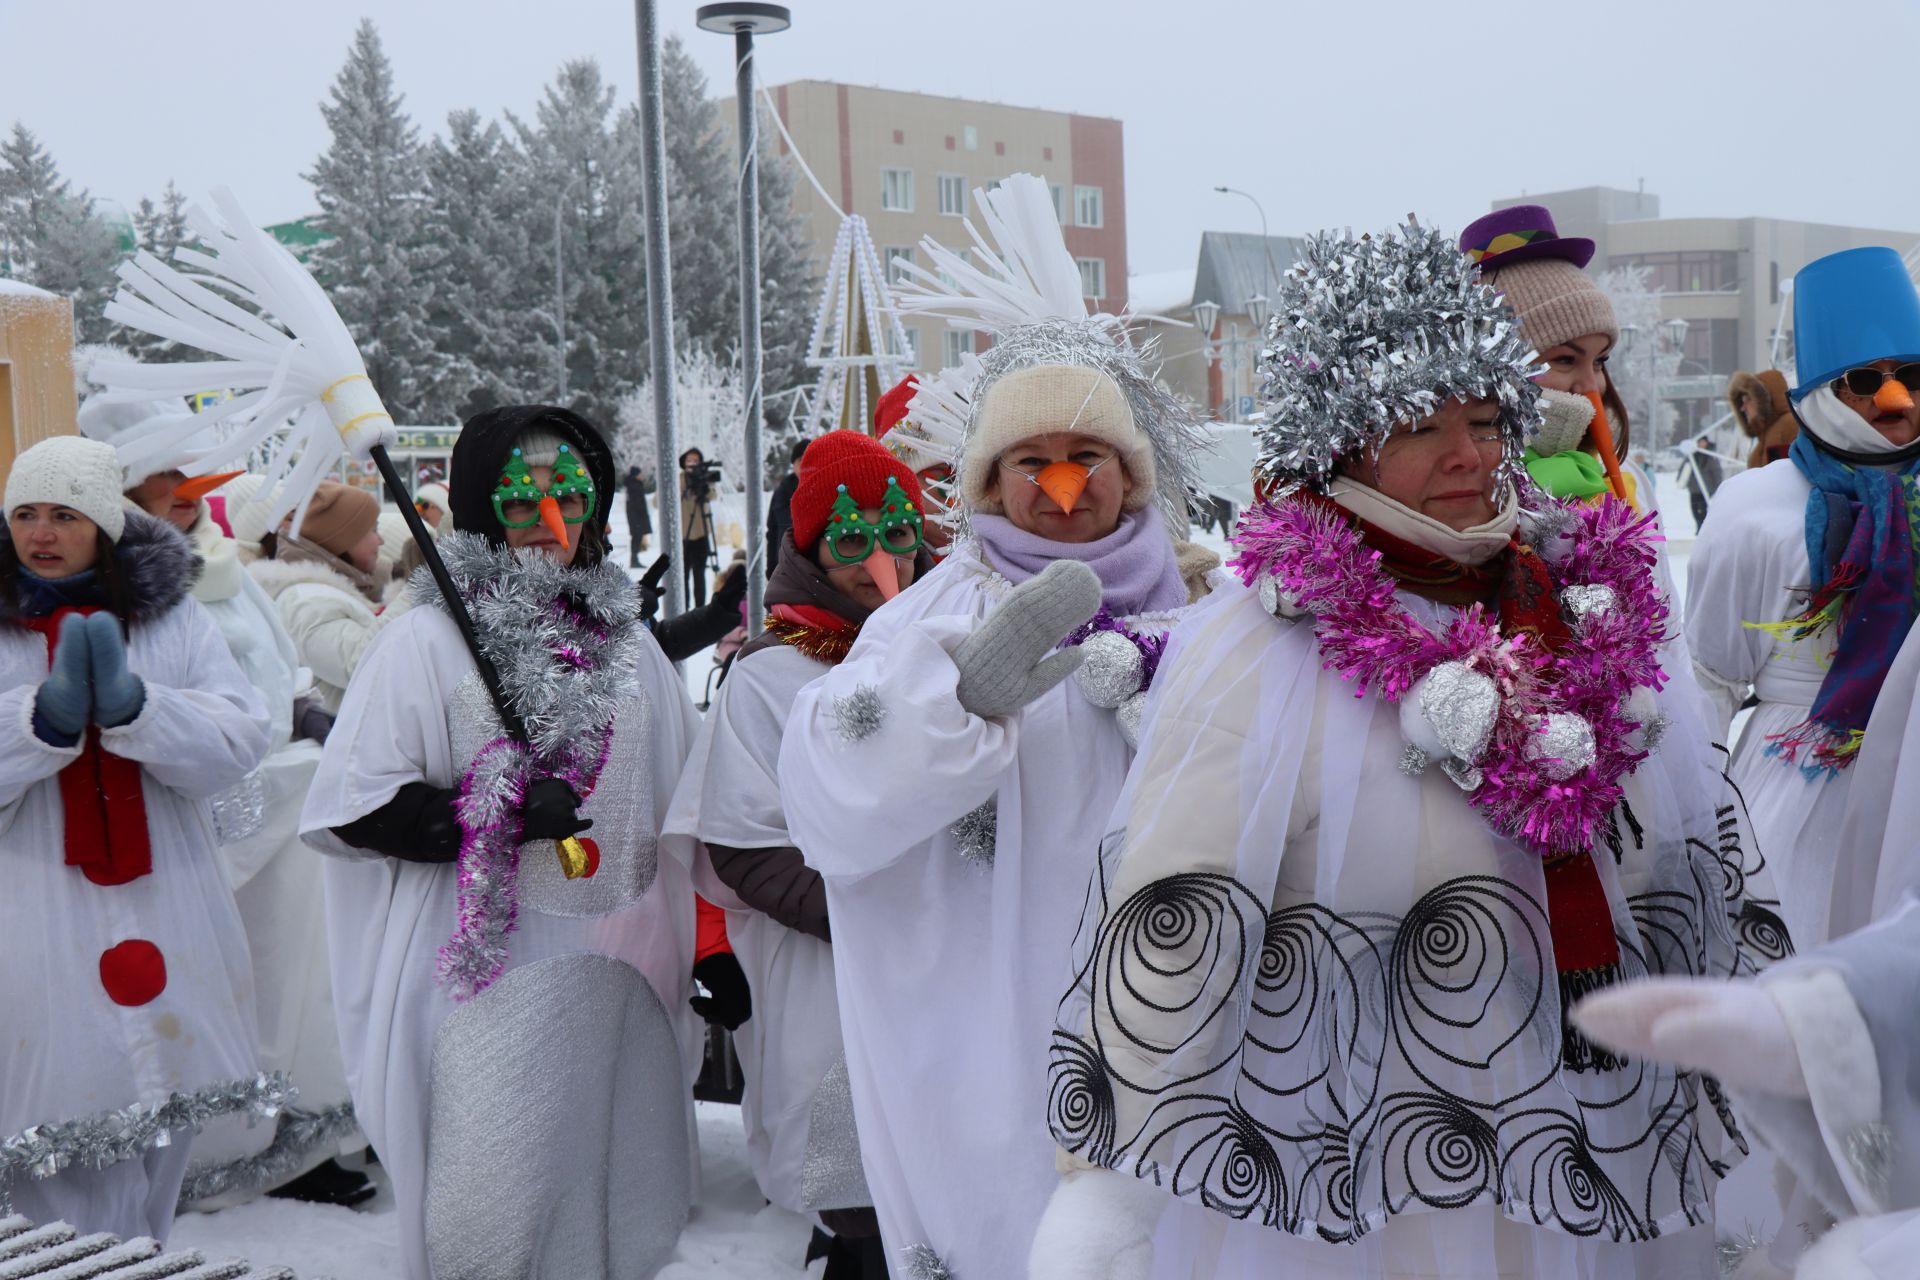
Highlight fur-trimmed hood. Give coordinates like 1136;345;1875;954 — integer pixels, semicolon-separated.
1727;369;1791;438
0;507;202;628
249;554;379;610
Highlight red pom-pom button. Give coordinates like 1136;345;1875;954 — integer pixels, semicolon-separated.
100;939;167;1006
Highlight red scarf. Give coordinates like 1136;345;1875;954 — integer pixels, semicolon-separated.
1300;491;1623;1064
22;608;153;886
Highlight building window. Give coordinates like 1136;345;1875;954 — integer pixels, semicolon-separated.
882;246;916;285
1074;185;1104;229
962;125;978;152
1050;184;1066;224
938;174;966;217
942;328;975;367
1681;317;1741;375
888;325;919;366
937;247;973;291
1607;250;1738;293
880;167;914;212
1076;257;1106;300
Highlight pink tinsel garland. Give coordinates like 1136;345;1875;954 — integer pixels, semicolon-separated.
1228;495;1669;857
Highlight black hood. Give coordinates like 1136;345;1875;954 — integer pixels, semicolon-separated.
450;405;619;548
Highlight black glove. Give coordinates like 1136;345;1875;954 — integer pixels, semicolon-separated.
689;951;752;1030
520;778;592;841
711;562;748;613
293;696;334;744
332;782;462;863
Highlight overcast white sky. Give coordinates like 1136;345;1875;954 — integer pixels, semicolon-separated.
6;0;1917;276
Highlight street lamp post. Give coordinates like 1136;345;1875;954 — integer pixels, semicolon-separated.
1620;317;1690;450
1214;185;1277;298
634;0;683;615
697;1;791;640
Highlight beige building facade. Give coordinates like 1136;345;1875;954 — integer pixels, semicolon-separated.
0;281;78;476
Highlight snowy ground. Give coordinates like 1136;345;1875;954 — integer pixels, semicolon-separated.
170;472;1723;1276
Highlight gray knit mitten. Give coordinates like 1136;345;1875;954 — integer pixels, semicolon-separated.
953;560;1103;719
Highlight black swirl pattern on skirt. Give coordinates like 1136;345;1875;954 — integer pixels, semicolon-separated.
1163;1100;1288;1227
1046;1031;1117;1163
1375;1092;1500;1213
1734;902;1792;965
1500;1117;1643;1240
1091;872;1270;1092
1241;904;1378;1107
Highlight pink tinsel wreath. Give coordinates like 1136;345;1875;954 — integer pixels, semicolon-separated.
1228;495;1669;858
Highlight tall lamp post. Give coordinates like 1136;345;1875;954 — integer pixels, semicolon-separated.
697;0;791;640
634;0;683;615
1620;316;1690;450
1191;295;1268;422
1214;185;1277;298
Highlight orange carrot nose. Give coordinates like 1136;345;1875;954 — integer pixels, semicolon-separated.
862;547;900;600
537;494;572;548
1876;379;1914;413
172;471;245;504
1035;461;1091;514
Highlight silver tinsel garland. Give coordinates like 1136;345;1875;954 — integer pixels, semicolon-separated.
0;1212;292;1278
175;1101;359;1209
949;799;998;867
1252;220;1544;492
1;1074;294;1210
831;685;886;743
900;1243;955;1280
953;318;1213;531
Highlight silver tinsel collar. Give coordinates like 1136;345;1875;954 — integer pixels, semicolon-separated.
413;534;647;758
957;318;1212;528
1254;220;1543;492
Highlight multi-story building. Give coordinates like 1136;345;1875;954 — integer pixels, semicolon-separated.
1491;186;1920;438
720;80;1126;375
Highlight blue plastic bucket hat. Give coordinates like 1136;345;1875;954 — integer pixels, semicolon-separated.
1792;246;1920;400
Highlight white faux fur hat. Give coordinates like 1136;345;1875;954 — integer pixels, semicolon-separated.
75;395;199;488
962;364;1156;514
5;436;129;542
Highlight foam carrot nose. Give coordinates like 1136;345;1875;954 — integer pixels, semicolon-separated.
862;547;900;600
1583;390;1630;503
537;494;572;548
172;470;245;504
1035;461;1091;514
1876;379;1914;413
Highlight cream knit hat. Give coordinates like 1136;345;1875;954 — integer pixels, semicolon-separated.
962;364;1156;514
1484;258;1618;354
5;436;129;542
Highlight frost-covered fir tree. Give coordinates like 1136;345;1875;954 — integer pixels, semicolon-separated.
305;19;448;422
509;59;649;429
420;110;550;418
121;181;194;361
0;123;124;343
1598;264;1682;452
613;344;745;484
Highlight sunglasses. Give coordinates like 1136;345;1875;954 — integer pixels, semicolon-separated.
1833;363;1920;397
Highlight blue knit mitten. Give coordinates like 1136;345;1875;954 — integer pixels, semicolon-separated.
32;614;92;746
86;613;146;728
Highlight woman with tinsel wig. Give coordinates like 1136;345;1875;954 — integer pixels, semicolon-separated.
0;436;271;1242
299;406;703;1280
664;430;939;1280
776;173;1225;1280
1031;223;1783;1280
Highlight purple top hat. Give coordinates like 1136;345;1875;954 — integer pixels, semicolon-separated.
1458;204;1595;272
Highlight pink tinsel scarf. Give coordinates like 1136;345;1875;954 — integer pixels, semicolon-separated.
1229;494;1669;860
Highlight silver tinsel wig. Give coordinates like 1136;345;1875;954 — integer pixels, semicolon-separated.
1253;220;1543;493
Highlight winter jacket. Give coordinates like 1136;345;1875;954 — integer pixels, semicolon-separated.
249;537;384;715
679;472;714;542
1728;368;1798;470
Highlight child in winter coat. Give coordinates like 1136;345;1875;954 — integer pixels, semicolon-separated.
0;436;270;1242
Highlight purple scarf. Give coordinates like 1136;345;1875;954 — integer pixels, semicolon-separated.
970;511;1188;615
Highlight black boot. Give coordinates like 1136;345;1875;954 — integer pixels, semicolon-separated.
821;1231;890;1280
266;1157;377;1208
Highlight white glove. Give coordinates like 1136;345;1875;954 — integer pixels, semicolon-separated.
1572;976;1809;1099
1028;1167;1165;1280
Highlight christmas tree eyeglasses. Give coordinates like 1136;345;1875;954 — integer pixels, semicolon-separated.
825;478;923;564
493;443;598;528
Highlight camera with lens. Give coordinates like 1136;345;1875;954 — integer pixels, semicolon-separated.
684;460;723;503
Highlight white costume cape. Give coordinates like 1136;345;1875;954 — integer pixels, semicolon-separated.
299;600;702;1280
779;542;1211;1277
663;642;867;1216
1052;581;1783;1279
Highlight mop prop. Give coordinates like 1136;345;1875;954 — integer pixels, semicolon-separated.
91;187;590;880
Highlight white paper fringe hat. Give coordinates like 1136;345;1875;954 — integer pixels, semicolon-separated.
891;173;1209;532
1254;219;1543;494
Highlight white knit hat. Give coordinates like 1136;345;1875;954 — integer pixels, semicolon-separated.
414;480;451;511
5;436;130;542
962;364;1156;514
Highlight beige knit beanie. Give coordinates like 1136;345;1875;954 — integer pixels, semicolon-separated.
1485;258;1618;354
962;365;1155;514
293;480;380;558
5;436;129;542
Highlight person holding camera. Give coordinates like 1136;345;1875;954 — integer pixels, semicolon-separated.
679;448;717;609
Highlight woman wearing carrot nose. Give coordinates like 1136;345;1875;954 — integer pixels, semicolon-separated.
776;341;1222;1279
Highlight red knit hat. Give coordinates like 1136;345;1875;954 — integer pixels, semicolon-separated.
874;374;918;439
790;430;924;553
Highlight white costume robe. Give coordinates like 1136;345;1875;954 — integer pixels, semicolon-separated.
1686;461;1859;949
663;642;868;1217
299;599;703;1280
779;542;1213;1278
1052;581;1782;1280
0;591;269;1239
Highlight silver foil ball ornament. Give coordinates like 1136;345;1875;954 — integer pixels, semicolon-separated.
1519;504;1579;567
1526;712;1597;780
1116;691;1148;748
1562;583;1617;622
1258;573;1307;620
1401;661;1498;764
1074;630;1145;709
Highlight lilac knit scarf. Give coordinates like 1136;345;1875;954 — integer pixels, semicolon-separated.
970;510;1187;615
